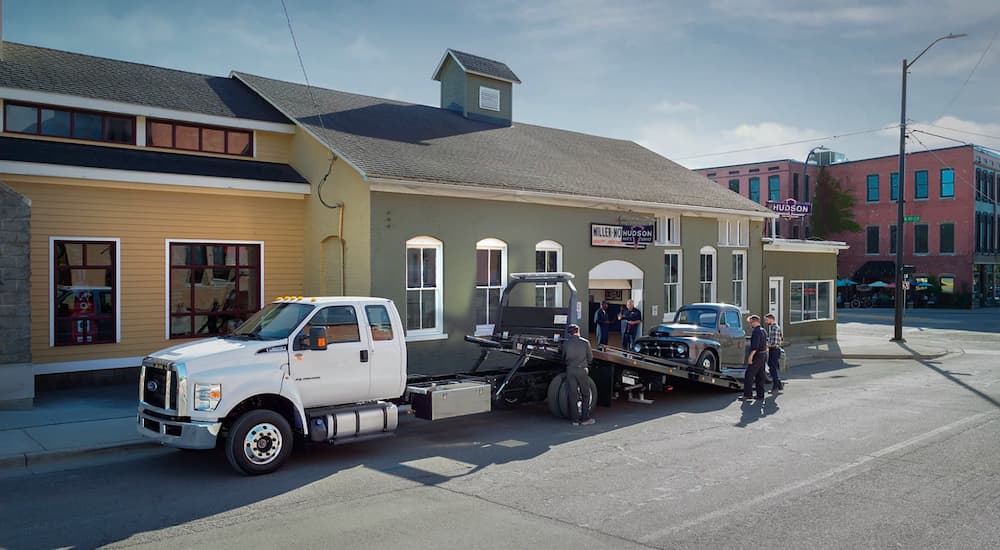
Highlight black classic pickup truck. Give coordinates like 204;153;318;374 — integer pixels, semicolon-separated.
631;303;748;374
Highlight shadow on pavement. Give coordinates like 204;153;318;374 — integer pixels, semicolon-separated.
0;384;747;550
900;342;1000;410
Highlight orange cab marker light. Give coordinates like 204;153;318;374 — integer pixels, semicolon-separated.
317;337;327;347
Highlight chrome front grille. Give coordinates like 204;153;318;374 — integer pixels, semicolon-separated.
140;361;178;412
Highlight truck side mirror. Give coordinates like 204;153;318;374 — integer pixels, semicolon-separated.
309;326;328;351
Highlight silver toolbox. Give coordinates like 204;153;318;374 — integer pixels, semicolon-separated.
406;380;492;420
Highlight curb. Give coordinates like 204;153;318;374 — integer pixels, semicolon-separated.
806;350;951;361
0;440;160;473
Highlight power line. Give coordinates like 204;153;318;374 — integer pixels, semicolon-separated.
676;125;899;161
916;122;1000;143
937;28;999;119
909;129;968;146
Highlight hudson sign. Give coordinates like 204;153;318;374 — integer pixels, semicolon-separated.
767;198;812;217
591;223;654;248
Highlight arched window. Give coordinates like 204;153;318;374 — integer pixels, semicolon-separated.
699;245;716;303
535;240;563;306
405;236;443;336
475;238;507;335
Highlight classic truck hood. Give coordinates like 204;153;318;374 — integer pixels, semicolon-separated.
150;336;286;365
649;323;715;338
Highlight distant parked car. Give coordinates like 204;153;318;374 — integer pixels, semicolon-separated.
632;303;747;374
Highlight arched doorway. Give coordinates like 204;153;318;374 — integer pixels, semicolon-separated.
588;260;644;348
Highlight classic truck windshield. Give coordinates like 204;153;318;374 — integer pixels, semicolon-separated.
231;302;315;340
674;308;718;328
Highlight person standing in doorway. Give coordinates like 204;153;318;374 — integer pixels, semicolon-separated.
740;315;768;401
765;313;785;394
594;301;612;346
561;324;595;426
618;299;642;350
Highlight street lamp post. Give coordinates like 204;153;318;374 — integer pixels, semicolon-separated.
892;33;967;342
799;146;827;239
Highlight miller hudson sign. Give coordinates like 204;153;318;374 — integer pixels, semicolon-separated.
591;223;654;248
767;198;812;218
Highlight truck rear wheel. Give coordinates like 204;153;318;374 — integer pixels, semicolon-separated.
546;373;598;419
225;409;292;475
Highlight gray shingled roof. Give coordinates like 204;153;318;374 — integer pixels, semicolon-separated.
440;49;521;83
0;136;307;184
0;42;289;123
233;72;772;215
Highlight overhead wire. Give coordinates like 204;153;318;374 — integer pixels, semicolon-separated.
676;125;900;162
936;28;999;120
909;131;996;207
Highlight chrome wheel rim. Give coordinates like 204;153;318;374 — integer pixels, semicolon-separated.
243;422;282;465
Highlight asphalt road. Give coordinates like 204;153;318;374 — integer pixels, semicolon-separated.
3;319;1000;550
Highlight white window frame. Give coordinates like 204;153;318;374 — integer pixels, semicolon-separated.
534;240;563;306
479;86;501;112
699;245;717;303
655;214;681;246
718;217;749;247
405;236;446;341
663;250;682;320
49;236;122;347
164;239;264;340
475;238;508;336
731;250;747;311
789;279;835;324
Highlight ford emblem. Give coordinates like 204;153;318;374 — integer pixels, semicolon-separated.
146;380;159;392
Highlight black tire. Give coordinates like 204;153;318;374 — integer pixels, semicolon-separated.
546;373;566;418
547;373;598;419
696;350;718;372
225;409;293;476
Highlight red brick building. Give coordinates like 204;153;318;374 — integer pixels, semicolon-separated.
697;144;1000;307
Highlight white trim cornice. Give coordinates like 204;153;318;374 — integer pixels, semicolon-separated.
763;238;849;253
0;87;298;134
368;176;776;220
0;160;310;195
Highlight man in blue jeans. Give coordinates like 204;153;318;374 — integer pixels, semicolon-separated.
619;299;642;350
765;313;784;394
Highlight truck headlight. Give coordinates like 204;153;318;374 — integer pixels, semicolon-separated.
633;344;643;352
676;343;687;355
193;384;222;411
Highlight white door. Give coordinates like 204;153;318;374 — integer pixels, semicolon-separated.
363;303;405;400
291;305;371;408
768;277;784;326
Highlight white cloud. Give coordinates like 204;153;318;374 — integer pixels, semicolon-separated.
347;34;385;62
635;120;830;168
653;99;699;114
907;116;1000;151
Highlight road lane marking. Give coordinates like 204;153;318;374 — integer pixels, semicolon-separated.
638;410;998;543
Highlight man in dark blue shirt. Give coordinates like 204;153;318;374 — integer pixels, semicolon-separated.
740;314;768;401
594;301;612;346
619;299;642;350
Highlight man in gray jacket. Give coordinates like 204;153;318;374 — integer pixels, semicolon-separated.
562;324;595;425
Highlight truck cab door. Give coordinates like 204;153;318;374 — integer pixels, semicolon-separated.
291;305;371;408
718;309;746;366
364;304;405;400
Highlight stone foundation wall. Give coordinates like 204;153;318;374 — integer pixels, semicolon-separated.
0;182;32;409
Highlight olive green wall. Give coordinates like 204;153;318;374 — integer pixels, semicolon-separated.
763;249;839;340
290;133;372;297
370;192;764;373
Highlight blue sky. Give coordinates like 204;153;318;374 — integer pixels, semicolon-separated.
4;0;1000;168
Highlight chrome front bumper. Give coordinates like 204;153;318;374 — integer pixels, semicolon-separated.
136;407;222;449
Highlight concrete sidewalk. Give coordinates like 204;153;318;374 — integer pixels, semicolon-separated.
0;329;952;474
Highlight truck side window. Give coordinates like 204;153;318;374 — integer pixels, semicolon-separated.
724;311;741;330
365;305;394;341
301;306;361;345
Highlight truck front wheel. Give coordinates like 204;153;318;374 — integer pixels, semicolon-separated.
696;350;718;372
225;409;293;475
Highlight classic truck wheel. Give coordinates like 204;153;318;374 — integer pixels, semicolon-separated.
547;374;598;419
225;409;292;475
696;350;718;372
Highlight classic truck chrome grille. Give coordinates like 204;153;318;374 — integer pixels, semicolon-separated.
140;362;177;412
636;342;687;359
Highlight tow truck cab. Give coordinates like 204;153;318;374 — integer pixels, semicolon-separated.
137;296;407;475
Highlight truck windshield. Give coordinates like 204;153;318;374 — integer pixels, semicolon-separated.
674;308;718;328
231;303;315;340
